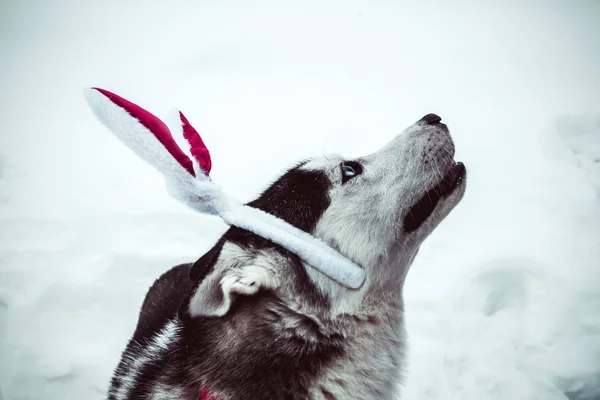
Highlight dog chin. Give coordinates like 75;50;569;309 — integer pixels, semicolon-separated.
403;162;467;233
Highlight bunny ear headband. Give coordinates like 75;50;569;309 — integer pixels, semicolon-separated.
84;88;365;289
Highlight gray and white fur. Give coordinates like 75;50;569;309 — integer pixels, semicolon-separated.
107;113;467;400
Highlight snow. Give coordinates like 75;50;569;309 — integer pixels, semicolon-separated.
1;0;599;399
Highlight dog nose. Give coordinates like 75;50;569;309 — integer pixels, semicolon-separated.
420;113;442;124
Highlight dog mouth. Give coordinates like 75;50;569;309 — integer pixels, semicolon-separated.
403;162;466;233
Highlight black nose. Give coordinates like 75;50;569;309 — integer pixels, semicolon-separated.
420;113;442;124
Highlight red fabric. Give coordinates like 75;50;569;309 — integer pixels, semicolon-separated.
200;387;219;400
179;111;212;174
92;87;197;177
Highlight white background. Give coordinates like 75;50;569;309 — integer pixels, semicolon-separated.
1;0;599;399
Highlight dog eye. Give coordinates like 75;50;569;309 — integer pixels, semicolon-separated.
343;165;356;176
341;162;362;183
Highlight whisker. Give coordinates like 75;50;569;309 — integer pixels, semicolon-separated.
439;145;454;158
430;159;444;190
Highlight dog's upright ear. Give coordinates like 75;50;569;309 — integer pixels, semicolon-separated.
187;260;278;318
189;240;225;282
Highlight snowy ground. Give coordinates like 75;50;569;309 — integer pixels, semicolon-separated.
1;1;599;399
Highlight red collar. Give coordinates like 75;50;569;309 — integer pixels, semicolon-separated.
200;387;219;400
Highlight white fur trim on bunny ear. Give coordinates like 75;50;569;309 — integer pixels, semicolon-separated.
85;88;191;180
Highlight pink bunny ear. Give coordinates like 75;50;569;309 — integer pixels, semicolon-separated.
90;87;209;177
179;111;212;174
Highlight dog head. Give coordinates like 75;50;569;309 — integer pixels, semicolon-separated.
186;113;466;318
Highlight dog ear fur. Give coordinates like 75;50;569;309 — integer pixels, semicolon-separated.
189;240;225;282
187;263;277;317
185;237;278;318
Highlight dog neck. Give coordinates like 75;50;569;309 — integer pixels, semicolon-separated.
272;288;407;400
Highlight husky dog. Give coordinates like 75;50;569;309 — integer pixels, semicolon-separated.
108;113;467;400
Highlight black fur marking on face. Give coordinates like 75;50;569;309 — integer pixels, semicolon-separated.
220;162;334;307
249;162;333;234
247;163;333;300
